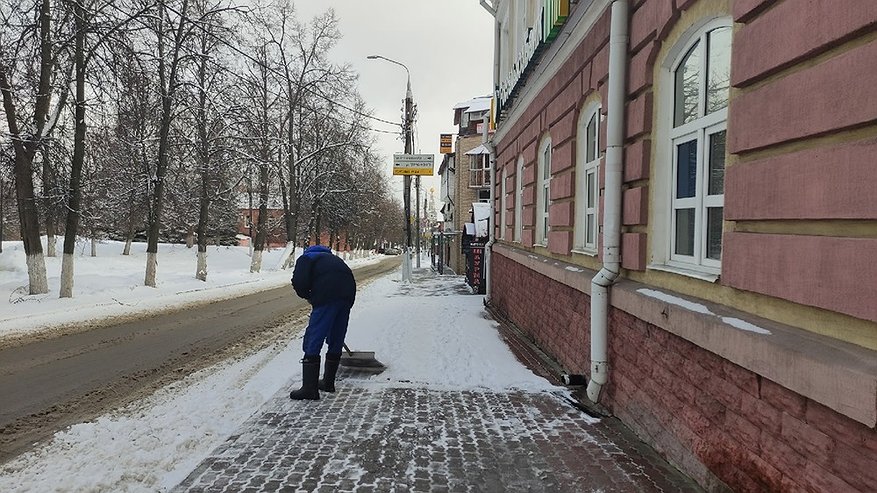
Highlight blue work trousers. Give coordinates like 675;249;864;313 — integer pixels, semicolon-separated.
302;300;352;357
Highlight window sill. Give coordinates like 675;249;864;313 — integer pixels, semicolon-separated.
571;248;597;257
648;263;720;283
611;278;877;427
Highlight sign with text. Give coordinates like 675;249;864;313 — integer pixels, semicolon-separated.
440;134;453;154
393;154;435;176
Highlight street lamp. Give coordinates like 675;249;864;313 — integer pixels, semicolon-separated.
367;54;420;276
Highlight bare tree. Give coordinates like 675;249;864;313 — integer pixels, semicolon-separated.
142;0;191;287
186;0;235;280
0;0;71;294
59;0;152;297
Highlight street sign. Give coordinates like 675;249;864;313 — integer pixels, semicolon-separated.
440;134;453;154
393;154;435;176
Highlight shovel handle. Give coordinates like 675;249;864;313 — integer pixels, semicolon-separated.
343;343;354;356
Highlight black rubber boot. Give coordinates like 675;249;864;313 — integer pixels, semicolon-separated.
319;353;342;393
289;355;320;400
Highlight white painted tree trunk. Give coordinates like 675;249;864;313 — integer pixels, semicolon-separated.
123;238;132;256
46;235;56;257
250;249;263;273
27;253;49;294
59;253;75;298
91;238;97;257
196;251;208;281
277;241;296;270
145;252;158;287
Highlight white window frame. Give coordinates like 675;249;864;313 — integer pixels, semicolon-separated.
514;155;523;242
574;103;601;254
469;153;490;188
536;136;552;246
500;166;507;240
654;17;731;277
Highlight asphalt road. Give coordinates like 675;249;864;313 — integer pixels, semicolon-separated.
0;255;402;463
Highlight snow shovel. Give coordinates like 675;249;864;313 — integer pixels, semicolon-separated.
340;343;385;369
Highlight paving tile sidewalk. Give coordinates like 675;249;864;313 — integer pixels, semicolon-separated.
173;269;701;493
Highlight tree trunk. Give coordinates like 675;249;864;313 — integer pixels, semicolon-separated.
123;195;135;256
250;249;263;274
60;4;87;298
145;251;157;287
146;0;188;287
0;175;5;253
1;92;48;294
196;250;207;280
250;162;269;273
278;240;296;270
195;41;211;281
43;147;56;257
91;237;97;257
313;203;322;246
60;253;74;295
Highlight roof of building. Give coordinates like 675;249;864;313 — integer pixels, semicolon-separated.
453;95;492;111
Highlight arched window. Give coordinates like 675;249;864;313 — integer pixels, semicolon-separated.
575;103;601;253
514;155;524;242
665;19;731;273
536;136;552;246
500;166;508;240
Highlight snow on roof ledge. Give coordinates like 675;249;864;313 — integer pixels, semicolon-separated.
465;144;489;155
453;95;492;110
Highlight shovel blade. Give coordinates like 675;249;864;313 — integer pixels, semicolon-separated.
340;351;385;369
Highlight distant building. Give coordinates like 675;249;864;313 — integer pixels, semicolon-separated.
437;96;492;277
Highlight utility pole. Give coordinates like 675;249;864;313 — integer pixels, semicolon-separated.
403;80;414;280
404;86;413;251
368;54;416;280
415;175;421;268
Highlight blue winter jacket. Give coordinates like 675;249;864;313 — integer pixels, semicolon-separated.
291;245;356;306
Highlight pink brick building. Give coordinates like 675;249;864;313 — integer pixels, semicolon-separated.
483;0;877;490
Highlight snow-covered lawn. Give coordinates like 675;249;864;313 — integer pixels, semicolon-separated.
0;239;558;492
0;239;379;340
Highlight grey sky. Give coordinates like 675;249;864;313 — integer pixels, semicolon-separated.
294;0;494;202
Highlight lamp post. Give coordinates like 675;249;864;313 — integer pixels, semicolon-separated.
367;55;420;276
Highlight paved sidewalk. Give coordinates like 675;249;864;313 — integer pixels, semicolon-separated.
173;269;701;493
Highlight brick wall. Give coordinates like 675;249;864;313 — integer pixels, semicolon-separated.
491;251;590;374
606;307;877;492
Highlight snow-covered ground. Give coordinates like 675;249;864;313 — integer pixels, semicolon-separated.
0;239;559;492
0;239;379;339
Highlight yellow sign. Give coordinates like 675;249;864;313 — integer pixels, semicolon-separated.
393;154;435;176
440;134;453;154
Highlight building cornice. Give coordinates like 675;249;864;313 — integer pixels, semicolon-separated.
494;0;612;144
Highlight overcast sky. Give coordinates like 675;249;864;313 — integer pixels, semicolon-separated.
294;0;495;206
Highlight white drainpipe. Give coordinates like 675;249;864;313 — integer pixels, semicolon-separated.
587;0;629;403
